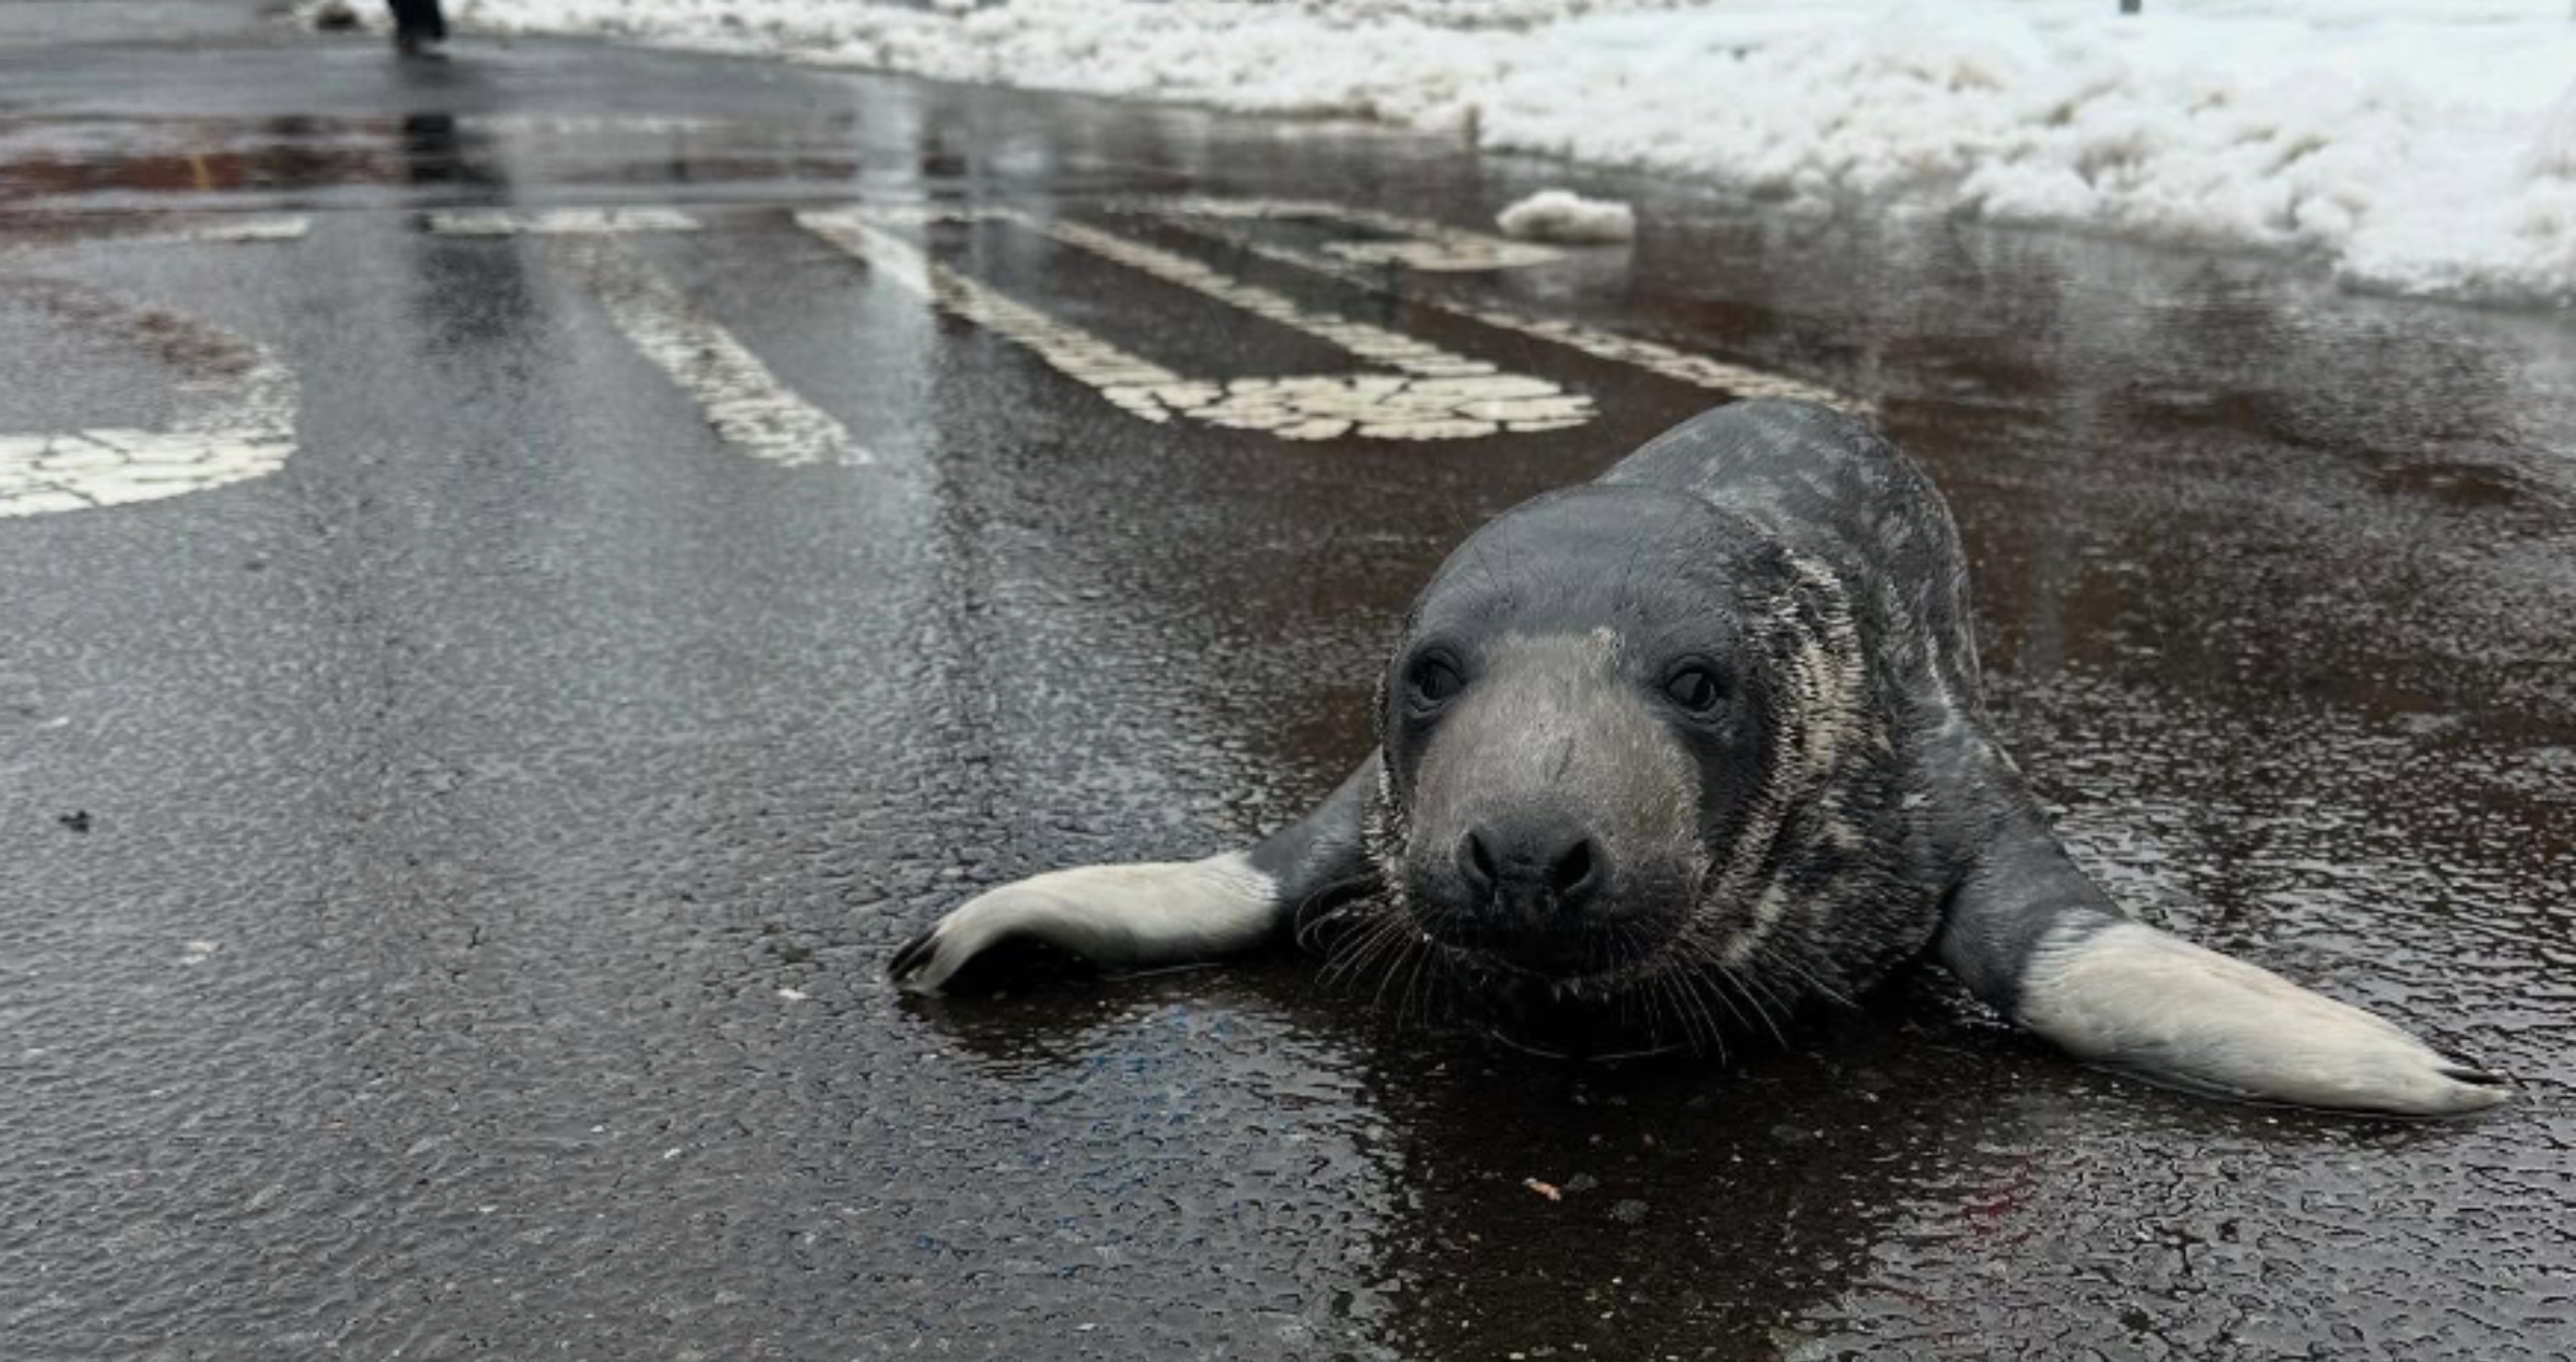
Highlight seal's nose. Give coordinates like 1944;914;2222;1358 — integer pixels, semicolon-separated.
1458;818;1603;915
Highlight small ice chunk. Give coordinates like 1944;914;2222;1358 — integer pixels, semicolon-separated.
1495;190;1636;245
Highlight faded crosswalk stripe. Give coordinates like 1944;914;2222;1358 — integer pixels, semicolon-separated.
562;237;868;468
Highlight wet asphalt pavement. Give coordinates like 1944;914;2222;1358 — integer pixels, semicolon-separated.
6;6;2576;1359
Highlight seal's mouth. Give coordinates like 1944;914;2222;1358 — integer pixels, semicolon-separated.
1310;883;1777;1058
1400;890;1698;994
1420;919;1628;980
1312;893;1674;999
1397;847;1708;984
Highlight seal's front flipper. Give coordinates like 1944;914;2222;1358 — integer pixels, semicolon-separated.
1936;813;2509;1116
889;758;1381;994
885;852;1282;993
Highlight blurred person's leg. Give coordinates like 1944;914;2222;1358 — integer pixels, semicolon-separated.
387;0;446;53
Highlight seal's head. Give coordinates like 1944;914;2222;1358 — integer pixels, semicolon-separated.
1361;484;1865;1005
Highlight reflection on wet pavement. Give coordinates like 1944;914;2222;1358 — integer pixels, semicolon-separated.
2;18;2571;1362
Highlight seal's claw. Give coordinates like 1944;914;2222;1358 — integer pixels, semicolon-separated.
2380;1052;2513;1115
886;926;942;987
2438;1060;2510;1091
887;912;995;995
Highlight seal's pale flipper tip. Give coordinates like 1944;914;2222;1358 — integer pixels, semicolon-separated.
1936;813;2505;1116
886;758;1381;996
2013;921;2511;1116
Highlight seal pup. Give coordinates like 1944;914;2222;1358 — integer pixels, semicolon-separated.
891;400;2507;1116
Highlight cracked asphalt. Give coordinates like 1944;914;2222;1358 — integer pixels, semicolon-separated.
3;5;2572;1358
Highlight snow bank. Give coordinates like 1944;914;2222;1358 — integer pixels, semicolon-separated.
1497;190;1637;244
420;0;2576;306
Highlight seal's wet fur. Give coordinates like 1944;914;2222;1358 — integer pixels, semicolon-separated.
892;400;2510;1115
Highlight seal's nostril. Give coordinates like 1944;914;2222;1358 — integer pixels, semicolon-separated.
1458;823;1600;912
1460;831;1499;896
1550;837;1599;904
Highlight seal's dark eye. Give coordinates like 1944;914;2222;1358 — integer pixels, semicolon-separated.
1665;665;1725;713
1409;658;1466;708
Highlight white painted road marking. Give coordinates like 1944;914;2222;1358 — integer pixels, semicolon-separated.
1137;196;1563;272
1040;216;1501;380
561;237;868;467
798;208;1190;425
797;206;1594;441
109;215;311;245
428;207;701;237
0;276;296;519
1132;199;1858;411
2;196;1841;521
453;115;724;137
